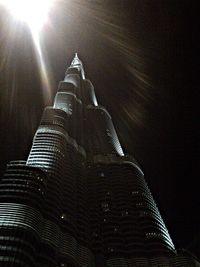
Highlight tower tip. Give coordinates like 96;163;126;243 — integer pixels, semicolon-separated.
71;53;81;66
69;53;85;79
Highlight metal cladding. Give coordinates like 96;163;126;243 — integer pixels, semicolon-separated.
0;54;199;267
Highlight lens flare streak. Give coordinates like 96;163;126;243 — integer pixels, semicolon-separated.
31;30;53;104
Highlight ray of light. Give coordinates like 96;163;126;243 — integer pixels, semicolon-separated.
31;29;53;104
0;0;55;33
0;0;55;104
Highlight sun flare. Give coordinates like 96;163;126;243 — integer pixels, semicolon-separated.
0;0;55;32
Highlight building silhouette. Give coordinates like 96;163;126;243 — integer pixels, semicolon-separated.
0;54;199;266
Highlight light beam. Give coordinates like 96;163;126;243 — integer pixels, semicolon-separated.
0;0;56;104
0;0;55;33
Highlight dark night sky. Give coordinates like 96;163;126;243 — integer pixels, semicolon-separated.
0;0;199;258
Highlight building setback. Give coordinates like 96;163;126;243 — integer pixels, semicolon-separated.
0;54;199;266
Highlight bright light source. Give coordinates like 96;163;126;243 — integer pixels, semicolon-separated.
0;0;55;104
0;0;55;32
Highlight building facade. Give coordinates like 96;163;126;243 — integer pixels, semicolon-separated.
0;54;199;266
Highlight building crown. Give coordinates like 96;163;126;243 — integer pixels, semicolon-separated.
70;53;85;79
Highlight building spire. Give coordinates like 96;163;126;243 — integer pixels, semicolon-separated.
71;52;81;66
70;53;85;79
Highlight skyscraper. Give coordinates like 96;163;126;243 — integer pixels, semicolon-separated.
0;54;199;266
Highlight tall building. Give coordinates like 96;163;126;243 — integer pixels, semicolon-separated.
0;54;199;267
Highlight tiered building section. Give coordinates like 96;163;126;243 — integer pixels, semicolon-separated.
0;54;199;266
